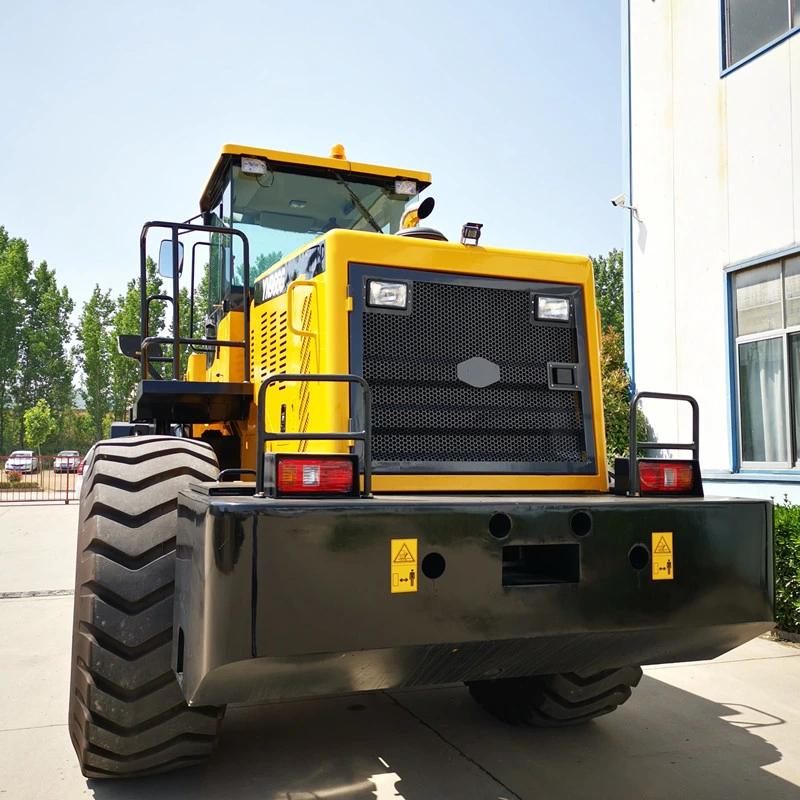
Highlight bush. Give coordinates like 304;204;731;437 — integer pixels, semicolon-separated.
6;470;21;484
774;497;800;634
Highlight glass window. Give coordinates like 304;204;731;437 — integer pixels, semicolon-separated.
738;338;787;463
727;0;790;66
733;255;800;467
790;335;800;462
785;256;800;326
733;262;781;335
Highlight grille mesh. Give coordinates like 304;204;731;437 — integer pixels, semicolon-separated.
362;280;585;465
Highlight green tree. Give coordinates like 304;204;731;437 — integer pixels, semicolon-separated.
591;249;624;334
109;257;164;418
0;227;30;453
590;248;650;461
76;285;116;440
12;260;74;448
24;399;57;454
600;327;634;459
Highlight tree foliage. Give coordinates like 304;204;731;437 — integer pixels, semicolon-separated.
0;228;74;452
110;257;164;416
75;285;116;441
0;228;30;452
590;248;650;462
591;248;624;334
24;399;57;453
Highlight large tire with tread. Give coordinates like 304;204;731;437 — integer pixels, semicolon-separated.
68;436;225;779
467;665;642;727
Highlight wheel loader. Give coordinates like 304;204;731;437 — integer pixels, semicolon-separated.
69;143;774;778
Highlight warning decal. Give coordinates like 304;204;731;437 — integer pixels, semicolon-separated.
654;536;672;555
391;539;418;594
393;544;415;564
651;532;674;581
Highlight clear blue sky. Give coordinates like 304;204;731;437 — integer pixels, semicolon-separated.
0;0;623;313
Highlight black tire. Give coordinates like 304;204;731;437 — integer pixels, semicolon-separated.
68;435;225;779
467;665;643;727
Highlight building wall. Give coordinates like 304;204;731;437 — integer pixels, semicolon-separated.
628;0;800;496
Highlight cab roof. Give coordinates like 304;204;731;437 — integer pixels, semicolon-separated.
200;144;432;213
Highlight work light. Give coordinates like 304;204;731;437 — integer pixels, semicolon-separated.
367;280;408;310
535;296;570;322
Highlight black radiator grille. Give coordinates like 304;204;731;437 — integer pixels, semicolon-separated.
362;279;586;466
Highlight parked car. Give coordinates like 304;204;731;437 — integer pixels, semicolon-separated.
5;450;39;474
54;450;81;473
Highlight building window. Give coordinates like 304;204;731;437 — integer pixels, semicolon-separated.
724;0;800;68
733;257;800;467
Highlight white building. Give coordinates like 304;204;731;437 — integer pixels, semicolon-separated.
624;0;800;500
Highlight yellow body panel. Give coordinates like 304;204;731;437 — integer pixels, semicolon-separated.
185;352;206;382
233;229;608;493
205;312;245;383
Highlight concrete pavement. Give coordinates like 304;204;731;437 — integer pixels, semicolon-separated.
1;502;799;799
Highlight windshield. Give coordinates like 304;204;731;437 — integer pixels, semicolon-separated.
227;163;419;283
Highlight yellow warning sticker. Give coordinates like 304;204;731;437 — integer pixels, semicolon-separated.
391;538;418;593
652;532;674;580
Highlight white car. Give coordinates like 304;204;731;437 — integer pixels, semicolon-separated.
5;450;39;474
54;450;81;473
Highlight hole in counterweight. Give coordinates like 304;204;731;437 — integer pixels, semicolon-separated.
570;510;592;537
629;544;650;571
421;552;446;580
489;512;512;539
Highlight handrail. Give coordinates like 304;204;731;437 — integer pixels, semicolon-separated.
139;221;251;381
141;337;245;381
254;374;373;498
628;391;700;496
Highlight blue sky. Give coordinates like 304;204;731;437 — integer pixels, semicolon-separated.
0;0;623;312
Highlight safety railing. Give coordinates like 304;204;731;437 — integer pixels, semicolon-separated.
0;455;81;504
139;221;252;381
255;374;373;497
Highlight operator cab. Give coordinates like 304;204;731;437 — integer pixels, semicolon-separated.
198;144;432;323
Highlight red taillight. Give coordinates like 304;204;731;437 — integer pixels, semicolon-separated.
639;460;695;494
277;457;355;495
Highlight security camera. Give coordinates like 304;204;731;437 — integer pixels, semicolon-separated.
610;192;641;222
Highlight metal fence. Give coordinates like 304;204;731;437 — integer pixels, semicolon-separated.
0;454;81;504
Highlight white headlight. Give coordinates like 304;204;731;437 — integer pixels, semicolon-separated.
367;280;408;310
535;296;570;322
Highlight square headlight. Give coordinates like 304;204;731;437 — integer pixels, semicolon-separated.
367;280;408;310
535;295;570;322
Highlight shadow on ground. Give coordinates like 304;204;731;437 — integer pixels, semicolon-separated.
85;674;800;800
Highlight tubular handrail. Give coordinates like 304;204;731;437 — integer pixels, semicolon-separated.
255;374;373;498
139;221;251;381
628;391;700;496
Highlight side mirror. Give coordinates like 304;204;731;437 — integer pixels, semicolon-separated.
158;240;184;279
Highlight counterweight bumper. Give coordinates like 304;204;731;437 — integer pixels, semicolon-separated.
173;490;773;706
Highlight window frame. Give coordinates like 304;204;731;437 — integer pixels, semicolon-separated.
730;252;800;470
721;0;800;74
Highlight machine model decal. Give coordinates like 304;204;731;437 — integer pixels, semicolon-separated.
651;532;674;580
253;242;326;306
390;538;418;593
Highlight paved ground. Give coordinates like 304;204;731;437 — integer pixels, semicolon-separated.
1;501;800;799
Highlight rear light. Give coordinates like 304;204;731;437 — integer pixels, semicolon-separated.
273;455;358;497
638;460;695;494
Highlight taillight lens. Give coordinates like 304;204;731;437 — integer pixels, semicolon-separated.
277;457;355;495
639;460;695;494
